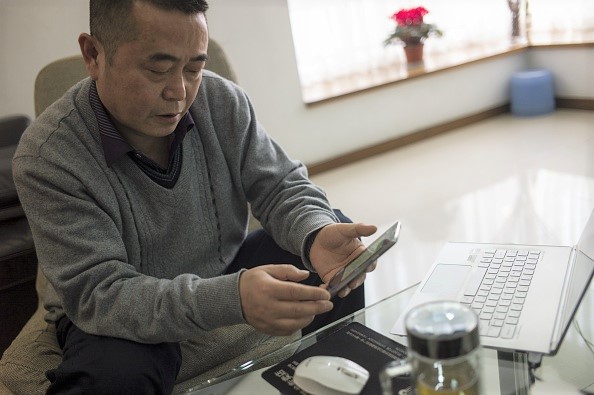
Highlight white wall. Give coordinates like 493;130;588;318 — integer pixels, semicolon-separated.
0;0;88;119
1;0;592;165
527;47;594;99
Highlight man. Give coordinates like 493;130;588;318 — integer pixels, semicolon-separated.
13;0;377;393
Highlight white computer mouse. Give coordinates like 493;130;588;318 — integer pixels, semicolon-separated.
293;355;370;395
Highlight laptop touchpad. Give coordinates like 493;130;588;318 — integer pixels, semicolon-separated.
421;264;471;295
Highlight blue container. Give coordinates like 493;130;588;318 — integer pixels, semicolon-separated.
510;69;555;116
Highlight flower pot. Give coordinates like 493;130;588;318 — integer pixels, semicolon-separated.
404;43;424;63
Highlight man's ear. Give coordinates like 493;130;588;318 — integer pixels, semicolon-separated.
78;33;103;80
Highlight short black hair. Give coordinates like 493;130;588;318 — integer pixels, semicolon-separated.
90;0;209;62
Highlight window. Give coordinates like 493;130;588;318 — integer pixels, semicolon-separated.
528;0;594;44
287;0;593;103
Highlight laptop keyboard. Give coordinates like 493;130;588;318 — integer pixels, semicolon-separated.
460;248;542;339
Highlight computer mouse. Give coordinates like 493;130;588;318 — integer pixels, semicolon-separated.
293;355;370;395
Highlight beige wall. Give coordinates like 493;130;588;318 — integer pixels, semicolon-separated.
1;0;592;165
0;0;88;119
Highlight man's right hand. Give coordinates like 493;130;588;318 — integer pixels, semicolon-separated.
239;265;333;336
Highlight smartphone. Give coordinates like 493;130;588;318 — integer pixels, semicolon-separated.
327;221;401;298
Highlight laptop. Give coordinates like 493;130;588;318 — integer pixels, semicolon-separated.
391;210;594;355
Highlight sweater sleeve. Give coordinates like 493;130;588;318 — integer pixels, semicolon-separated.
243;109;339;262
200;77;339;265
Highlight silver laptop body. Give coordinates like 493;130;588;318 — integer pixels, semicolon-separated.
391;211;594;355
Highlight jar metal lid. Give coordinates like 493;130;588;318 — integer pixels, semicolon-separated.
405;301;480;359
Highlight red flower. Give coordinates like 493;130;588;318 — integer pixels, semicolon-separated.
391;6;429;26
384;5;442;46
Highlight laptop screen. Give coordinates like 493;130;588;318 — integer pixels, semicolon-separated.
577;209;594;260
552;210;594;351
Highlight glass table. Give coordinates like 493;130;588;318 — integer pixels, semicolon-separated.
186;281;593;394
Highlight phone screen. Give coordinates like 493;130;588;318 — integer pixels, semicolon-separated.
327;221;401;297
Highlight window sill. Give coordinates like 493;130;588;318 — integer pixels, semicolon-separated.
302;39;594;106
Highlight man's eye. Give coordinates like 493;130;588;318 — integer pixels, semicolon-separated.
150;69;168;75
184;70;202;80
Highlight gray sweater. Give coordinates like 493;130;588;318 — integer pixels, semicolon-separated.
13;71;337;373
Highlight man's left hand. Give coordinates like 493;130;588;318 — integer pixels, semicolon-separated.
309;223;377;298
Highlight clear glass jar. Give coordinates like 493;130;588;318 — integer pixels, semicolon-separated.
381;301;481;395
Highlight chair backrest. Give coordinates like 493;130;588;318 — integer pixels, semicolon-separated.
34;38;238;117
206;38;238;85
34;55;88;117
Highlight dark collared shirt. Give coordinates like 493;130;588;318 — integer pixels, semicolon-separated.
89;81;194;188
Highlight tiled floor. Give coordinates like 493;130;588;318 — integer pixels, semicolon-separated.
310;109;594;306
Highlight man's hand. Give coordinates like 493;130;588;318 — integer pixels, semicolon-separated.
309;223;377;298
239;265;333;336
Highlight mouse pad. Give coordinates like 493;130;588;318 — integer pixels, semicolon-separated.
261;321;411;394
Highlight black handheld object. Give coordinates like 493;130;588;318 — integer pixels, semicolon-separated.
327;222;401;298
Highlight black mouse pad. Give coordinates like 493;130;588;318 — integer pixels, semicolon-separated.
261;321;411;394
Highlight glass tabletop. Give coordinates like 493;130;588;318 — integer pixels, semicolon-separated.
184;281;593;394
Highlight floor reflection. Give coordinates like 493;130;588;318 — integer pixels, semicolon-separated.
365;169;594;305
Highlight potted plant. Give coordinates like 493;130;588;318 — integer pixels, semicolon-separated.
384;6;442;63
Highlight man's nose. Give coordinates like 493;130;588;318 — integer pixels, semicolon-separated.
163;73;186;101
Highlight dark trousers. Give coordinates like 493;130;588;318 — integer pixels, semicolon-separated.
46;317;182;395
46;210;364;394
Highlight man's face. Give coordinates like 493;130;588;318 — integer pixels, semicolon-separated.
94;2;208;144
